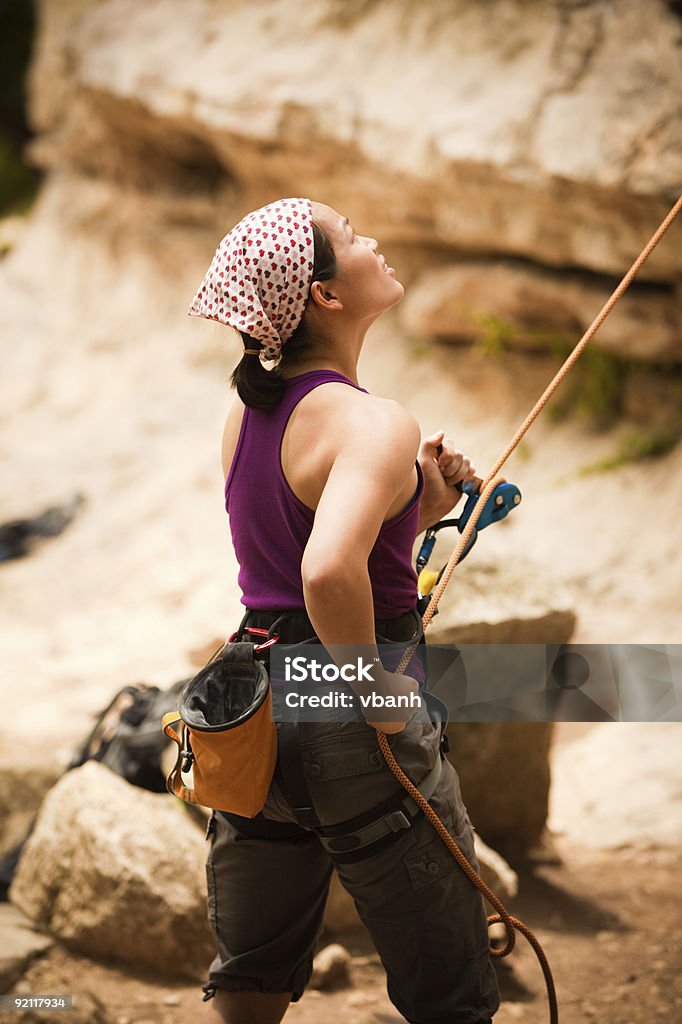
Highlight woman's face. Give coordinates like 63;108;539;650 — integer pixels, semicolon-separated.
310;202;404;322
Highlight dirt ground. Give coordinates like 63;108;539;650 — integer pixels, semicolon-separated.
3;723;680;1024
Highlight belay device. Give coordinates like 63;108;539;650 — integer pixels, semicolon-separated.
416;475;522;612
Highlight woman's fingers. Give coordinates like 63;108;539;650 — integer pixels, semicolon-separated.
425;433;476;485
438;443;476;484
443;459;475;483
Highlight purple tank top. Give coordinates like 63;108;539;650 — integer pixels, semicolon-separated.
224;369;423;618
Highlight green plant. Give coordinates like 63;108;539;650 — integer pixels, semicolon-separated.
577;424;682;476
545;339;628;429
471;314;517;357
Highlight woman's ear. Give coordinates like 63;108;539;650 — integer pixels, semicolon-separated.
309;280;344;312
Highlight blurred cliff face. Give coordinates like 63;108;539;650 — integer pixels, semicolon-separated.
16;0;681;366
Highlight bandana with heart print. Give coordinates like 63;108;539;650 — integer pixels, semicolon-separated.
188;197;315;363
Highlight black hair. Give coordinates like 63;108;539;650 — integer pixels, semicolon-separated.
230;220;337;410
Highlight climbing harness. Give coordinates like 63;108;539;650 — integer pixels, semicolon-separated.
375;192;682;1024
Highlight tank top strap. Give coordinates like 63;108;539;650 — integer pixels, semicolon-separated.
282;369;368;401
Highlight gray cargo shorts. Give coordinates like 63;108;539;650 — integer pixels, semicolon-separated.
202;608;501;1023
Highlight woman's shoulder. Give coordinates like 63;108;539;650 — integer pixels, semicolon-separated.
298;378;418;438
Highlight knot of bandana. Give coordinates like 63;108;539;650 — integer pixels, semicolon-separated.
188;197;315;363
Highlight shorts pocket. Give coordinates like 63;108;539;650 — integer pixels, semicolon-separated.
403;835;458;891
302;739;387;781
403;786;477;894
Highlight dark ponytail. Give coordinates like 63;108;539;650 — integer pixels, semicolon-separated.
230;220;337;410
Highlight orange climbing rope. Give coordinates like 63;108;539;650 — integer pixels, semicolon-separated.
377;191;682;1024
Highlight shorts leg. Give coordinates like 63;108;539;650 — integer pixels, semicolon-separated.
334;758;501;1023
204;809;333;1003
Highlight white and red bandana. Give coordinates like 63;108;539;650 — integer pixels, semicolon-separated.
188;197;315;362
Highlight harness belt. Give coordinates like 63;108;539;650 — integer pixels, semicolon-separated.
315;750;443;857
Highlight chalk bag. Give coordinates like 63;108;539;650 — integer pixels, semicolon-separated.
162;637;278;817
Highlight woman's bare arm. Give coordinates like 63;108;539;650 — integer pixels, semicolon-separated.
301;400;419;642
300;399;422;731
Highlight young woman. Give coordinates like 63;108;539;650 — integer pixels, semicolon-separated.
190;198;501;1023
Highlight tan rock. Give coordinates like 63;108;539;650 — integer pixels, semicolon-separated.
9;762;214;980
26;0;682;283
401;261;682;363
310;942;352;990
425;554;577;645
448;723;555;857
549;722;682;851
422;558;570;855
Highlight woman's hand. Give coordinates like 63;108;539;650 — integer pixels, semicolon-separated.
417;430;477;530
362;669;421;734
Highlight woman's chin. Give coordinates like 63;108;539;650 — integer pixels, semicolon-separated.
389;279;406;305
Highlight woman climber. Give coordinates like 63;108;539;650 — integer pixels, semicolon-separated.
189;197;501;1024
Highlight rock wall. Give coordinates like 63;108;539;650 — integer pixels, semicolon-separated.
25;0;682;361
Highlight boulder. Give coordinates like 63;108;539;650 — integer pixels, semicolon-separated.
421;554;570;856
9;762;215;980
309;942;352;990
425;554;577;645
448;723;555;859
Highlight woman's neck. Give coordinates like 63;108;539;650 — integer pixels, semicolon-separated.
278;317;373;385
279;356;360;385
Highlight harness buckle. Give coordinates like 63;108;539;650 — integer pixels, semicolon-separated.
384;809;412;833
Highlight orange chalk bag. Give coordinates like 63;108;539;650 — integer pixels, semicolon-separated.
162;629;279;817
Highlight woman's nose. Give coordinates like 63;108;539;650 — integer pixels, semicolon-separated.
362;235;378;251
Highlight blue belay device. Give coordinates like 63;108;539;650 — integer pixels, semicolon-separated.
416;477;522;609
